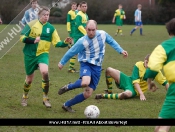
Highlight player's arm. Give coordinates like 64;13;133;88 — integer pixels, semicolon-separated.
123;11;126;19
76;15;86;35
51;29;71;48
67;13;71;33
131;65;146;100
21;10;29;25
112;11;116;23
59;39;85;68
0;16;2;24
105;32;128;57
134;10;139;22
155;70;169;90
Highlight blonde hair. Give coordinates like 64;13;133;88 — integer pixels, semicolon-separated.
138;4;142;7
38;6;50;15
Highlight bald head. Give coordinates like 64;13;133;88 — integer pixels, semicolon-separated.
86;20;97;39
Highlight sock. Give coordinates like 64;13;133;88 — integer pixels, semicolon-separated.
119;29;122;35
68;79;82;90
103;94;119;99
65;93;86;107
106;76;113;93
42;79;49;101
69;57;76;70
131;28;136;34
23;82;31;98
140;28;143;35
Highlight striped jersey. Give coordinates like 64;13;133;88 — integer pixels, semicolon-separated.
144;36;175;83
21;8;39;25
114;9;125;20
60;30;124;66
20;19;68;57
134;9;141;22
131;61;167;95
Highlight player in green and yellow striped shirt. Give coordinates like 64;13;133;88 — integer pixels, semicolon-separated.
144;18;175;132
95;54;169;100
112;4;126;36
20;6;72;108
68;1;89;73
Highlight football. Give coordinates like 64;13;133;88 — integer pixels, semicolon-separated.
84;105;100;118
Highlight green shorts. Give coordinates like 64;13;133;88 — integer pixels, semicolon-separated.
24;53;49;75
116;19;123;26
117;72;137;97
159;83;175;118
69;26;77;38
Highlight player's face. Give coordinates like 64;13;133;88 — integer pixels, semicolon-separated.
81;4;87;13
77;5;81;11
119;5;122;9
39;10;50;24
138;6;142;10
86;25;97;39
144;59;149;68
71;4;77;11
31;1;38;9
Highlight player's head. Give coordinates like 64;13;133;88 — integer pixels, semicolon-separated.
166;18;175;36
38;6;50;24
30;0;38;9
144;54;150;68
71;2;77;11
80;1;88;13
118;4;122;9
137;4;142;10
77;3;81;11
86;20;97;39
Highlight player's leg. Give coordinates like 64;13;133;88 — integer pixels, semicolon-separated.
39;63;51;108
154;126;171;132
21;55;38;106
130;22;139;35
140;23;143;35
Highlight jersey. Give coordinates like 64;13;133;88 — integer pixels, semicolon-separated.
66;10;76;32
131;61;167;95
144;37;175;83
114;9;125;20
74;11;88;38
20;19;68;57
60;30;124;66
21;8;39;25
134;9;142;22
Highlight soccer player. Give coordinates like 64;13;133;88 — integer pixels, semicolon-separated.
20;0;40;25
20;6;72;108
112;4;126;36
68;1;88;73
130;4;143;36
58;20;128;113
95;54;169;100
0;15;2;24
76;3;81;14
144;18;175;132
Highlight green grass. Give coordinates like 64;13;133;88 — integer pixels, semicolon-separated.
0;24;174;132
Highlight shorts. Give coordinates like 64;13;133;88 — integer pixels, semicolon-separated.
117;72;137;97
135;21;143;26
69;26;76;38
79;62;101;90
116;19;123;26
159;83;175;118
24;53;49;75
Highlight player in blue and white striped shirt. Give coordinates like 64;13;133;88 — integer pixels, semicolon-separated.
58;20;128;113
130;4;143;36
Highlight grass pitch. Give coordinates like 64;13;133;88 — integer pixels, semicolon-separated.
0;24;174;132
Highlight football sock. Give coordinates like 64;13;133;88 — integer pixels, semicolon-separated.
140;28;143;35
69;57;76;70
68;79;82;90
42;79;49;101
23;82;31;98
119;29;122;35
131;28;136;34
106;76;113;93
65;93;85;107
103;93;119;99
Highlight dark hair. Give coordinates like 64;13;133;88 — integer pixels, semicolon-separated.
80;1;87;7
145;54;150;61
166;18;175;35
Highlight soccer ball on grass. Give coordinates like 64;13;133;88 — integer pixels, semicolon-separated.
84;105;100;118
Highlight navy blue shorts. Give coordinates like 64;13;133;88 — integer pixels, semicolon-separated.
135;21;143;26
79;62;101;90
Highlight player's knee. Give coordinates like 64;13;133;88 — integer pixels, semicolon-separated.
106;67;113;75
81;81;90;87
41;71;49;80
83;88;93;98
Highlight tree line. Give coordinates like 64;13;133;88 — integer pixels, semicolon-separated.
0;0;175;24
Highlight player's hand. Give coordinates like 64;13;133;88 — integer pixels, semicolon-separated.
58;63;63;70
112;20;115;23
124;16;126;19
140;94;146;101
148;82;158;92
34;36;40;43
121;50;128;58
65;37;72;44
